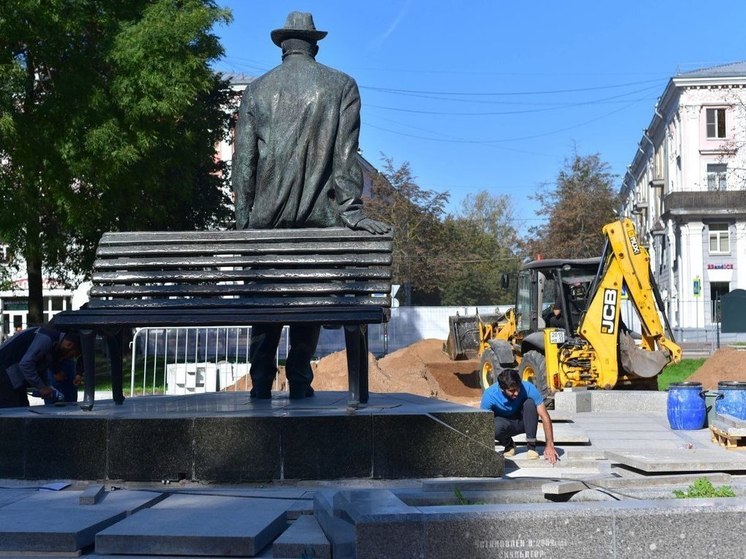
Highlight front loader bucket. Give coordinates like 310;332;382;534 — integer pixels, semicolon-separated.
444;315;481;360
444;313;504;360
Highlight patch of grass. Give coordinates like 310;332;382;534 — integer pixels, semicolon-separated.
452;487;485;505
673;478;735;498
658;358;707;391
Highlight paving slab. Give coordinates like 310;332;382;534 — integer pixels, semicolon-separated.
0;489;164;554
272;514;331;559
513;422;589;443
95;493;291;557
711;418;746;436
605;448;746;472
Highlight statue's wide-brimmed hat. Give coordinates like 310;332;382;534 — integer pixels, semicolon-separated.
271;11;327;46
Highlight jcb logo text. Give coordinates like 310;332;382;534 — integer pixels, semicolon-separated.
601;289;617;334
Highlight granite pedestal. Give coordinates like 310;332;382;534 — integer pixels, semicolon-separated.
0;391;501;482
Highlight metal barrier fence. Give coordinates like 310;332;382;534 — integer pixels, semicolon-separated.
128;306;508;396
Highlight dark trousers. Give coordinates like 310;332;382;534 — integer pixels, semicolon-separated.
249;323;321;397
493;399;539;447
0;369;29;408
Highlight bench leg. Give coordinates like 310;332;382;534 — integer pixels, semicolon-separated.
344;324;369;407
79;329;97;411
106;331;125;405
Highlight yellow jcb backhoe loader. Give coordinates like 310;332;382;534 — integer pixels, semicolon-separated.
448;218;682;402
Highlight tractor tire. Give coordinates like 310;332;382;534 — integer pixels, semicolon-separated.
518;350;549;401
479;349;501;390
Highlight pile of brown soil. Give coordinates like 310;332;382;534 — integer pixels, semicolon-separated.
685;347;746;390
313;339;483;406
227;341;746;403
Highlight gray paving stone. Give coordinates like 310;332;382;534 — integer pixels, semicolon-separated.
717;413;746;428
513;421;589;443
272;514;330;559
95;494;290;557
711;417;746;436
0;490;164;554
541;480;586;495
80;484;106;505
606;448;746;472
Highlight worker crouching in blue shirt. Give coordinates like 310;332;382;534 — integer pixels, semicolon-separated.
480;369;560;464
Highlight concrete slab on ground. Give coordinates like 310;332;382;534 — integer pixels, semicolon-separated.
95;494;292;557
273;514;331;559
513;422;590;444
605;448;746;473
0;489;164;555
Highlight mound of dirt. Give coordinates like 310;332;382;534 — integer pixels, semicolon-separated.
313;338;483;406
685;347;746;390
230;340;746;403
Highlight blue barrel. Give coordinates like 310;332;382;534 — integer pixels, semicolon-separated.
715;381;746;420
667;382;706;430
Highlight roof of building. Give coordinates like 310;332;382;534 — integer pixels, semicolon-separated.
675;60;746;79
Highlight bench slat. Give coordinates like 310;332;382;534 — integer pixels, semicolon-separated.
87;295;390;309
91;268;391;285
99;228;392;244
96;239;392;257
89;281;391;298
93;253;392;270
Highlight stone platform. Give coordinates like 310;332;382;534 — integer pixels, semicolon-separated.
0;391;502;482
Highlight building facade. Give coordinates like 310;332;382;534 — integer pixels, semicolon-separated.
621;62;746;329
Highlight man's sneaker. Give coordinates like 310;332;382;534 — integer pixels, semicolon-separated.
525;449;540;460
503;441;516;457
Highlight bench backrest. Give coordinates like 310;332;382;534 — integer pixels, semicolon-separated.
88;228;393;311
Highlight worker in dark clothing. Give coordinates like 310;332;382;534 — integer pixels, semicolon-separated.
0;327;80;408
547;302;564;328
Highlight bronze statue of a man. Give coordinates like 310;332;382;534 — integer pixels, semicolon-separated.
232;11;389;399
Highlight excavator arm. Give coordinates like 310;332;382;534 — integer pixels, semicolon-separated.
579;219;681;389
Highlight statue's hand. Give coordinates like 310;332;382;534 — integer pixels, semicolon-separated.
352;218;391;235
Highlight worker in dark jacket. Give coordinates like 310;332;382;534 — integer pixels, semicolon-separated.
232;12;389;399
0;327;80;407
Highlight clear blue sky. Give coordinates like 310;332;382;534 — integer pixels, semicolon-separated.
212;1;745;233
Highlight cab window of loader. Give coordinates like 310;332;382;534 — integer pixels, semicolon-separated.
516;271;533;331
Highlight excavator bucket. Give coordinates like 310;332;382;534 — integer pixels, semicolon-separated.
444;315;481;360
444;313;503;360
619;331;669;378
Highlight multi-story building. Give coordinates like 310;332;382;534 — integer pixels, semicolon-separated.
621;61;746;330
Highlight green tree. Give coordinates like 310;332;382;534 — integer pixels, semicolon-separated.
0;0;232;324
525;151;619;260
439;191;521;306
363;156;449;305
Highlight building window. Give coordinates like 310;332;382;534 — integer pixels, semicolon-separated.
706;108;727;138
706;163;727;191
708;223;730;254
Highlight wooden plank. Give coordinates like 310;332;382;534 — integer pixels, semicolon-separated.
710;425;746;450
90;281;392;298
